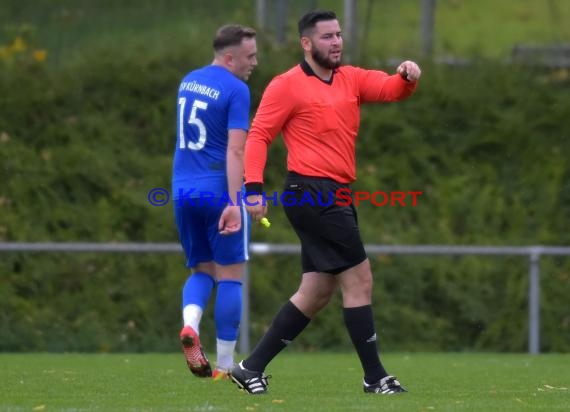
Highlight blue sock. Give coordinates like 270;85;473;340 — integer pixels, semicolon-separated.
182;272;216;310
214;280;242;341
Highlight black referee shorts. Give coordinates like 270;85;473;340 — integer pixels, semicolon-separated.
282;172;367;275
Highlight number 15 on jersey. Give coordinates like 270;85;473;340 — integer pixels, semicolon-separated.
178;97;208;150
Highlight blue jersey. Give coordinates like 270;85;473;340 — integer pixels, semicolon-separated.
172;65;251;199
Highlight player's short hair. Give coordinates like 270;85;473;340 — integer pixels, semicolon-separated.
213;25;256;52
298;10;337;38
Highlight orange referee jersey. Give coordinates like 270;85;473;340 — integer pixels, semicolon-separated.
245;61;417;189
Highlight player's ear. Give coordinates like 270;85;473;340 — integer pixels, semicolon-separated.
223;52;234;68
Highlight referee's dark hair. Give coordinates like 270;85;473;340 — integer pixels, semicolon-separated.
298;10;337;37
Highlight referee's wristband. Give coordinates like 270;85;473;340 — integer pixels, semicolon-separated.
244;182;263;196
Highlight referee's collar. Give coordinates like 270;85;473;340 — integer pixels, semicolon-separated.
300;60;336;85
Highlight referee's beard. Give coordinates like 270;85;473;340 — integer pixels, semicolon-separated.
311;48;342;70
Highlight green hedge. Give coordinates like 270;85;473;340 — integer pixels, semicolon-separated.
1;39;569;353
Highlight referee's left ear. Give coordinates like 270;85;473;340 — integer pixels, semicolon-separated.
300;36;311;53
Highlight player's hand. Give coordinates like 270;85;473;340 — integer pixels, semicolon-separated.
218;205;241;235
397;60;421;82
244;194;268;222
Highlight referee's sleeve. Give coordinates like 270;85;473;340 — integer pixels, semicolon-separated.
244;77;293;189
356;67;417;103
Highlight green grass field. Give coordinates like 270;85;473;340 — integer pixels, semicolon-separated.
1;353;568;411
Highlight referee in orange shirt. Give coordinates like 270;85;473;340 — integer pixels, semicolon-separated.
231;9;421;395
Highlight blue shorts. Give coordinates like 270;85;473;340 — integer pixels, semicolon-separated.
174;198;250;268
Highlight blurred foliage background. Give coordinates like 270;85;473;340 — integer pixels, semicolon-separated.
1;0;569;353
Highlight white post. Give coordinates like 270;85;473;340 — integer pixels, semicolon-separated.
420;0;436;58
343;0;358;63
275;0;288;45
239;262;251;354
256;0;267;30
528;250;541;354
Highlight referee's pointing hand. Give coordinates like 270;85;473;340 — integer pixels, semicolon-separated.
245;194;267;222
397;60;421;82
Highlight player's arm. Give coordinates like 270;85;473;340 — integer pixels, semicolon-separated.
218;128;246;235
226;129;247;205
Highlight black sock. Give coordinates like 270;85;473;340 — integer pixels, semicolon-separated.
343;305;388;384
243;300;310;372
